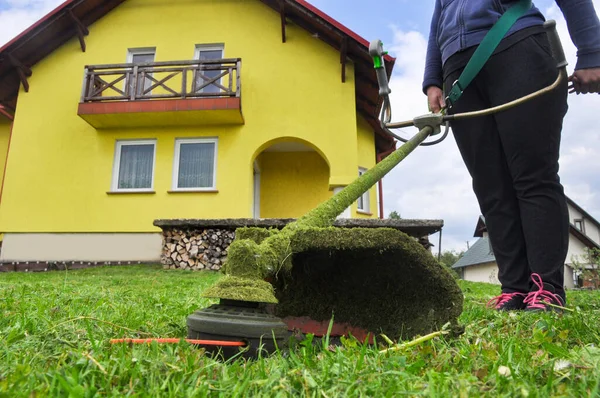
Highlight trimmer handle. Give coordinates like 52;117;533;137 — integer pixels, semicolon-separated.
544;20;568;69
369;39;392;96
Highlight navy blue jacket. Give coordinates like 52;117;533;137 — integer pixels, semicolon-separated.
423;0;600;93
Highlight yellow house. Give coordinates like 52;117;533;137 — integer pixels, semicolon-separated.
0;0;399;266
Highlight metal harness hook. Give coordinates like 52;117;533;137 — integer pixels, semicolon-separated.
369;39;450;147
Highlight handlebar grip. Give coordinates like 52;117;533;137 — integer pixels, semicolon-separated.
375;68;392;96
543;20;568;69
370;40;392;96
369;40;385;59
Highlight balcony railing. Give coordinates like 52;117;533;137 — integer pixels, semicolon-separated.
81;58;241;102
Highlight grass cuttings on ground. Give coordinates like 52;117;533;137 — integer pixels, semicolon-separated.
206;127;434;302
2;265;600;396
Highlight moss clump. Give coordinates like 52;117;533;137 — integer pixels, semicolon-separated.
202;276;278;304
272;227;463;340
221;231;293;279
221;239;264;279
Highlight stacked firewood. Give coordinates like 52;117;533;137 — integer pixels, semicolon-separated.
161;228;235;271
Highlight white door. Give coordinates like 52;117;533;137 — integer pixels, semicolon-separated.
127;48;155;97
195;45;224;94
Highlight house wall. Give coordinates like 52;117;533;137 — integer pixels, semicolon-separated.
355;116;378;218
568;202;600;244
566;235;591;266
463;262;500;285
0;120;10;200
258;151;331;219
0;0;365;241
462;261;576;290
0;233;162;262
564;265;575;290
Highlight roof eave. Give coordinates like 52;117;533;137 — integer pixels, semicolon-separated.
0;105;14;121
0;0;77;54
566;196;600;230
452;259;494;269
569;224;600;251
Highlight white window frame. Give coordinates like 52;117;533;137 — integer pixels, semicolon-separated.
574;219;585;234
253;160;261;219
126;47;156;96
172;138;218;192
111;139;157;193
194;44;224;94
357;167;370;214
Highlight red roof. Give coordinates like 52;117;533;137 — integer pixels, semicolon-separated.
0;0;77;54
0;0;396;150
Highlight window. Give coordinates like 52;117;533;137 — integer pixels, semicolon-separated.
575;219;585;233
172;138;217;191
127;48;156;96
194;44;224;94
357;167;370;213
111;140;156;192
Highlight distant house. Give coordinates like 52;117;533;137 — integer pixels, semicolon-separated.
453;196;600;289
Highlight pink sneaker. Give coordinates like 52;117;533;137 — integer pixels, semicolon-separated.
487;292;527;311
524;273;566;312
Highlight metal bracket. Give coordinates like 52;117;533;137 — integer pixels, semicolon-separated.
413;113;445;136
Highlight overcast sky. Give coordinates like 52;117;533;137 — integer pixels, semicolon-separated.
1;0;598;254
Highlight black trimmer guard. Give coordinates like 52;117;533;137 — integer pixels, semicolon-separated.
187;300;289;359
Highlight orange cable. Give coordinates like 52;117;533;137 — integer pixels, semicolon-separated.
110;338;246;346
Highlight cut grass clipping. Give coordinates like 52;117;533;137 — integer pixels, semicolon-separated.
203;126;463;339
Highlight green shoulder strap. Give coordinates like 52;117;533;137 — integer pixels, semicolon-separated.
445;0;533;108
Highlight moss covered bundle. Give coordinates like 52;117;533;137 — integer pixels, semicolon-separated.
202;126;464;337
275;227;463;340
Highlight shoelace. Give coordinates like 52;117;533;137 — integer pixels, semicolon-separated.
523;273;564;310
486;292;525;309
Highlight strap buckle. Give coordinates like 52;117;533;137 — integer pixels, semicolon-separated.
445;80;463;109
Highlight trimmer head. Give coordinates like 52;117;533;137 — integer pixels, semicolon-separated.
189;227;464;359
187;299;289;359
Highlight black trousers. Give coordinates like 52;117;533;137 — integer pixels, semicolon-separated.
443;33;570;296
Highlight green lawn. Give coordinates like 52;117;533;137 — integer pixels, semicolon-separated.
1;265;599;397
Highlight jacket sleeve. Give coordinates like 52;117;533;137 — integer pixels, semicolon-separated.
555;0;600;70
422;0;443;94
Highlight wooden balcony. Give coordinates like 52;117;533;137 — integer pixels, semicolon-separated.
77;59;243;128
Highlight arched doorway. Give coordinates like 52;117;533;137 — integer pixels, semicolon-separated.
253;139;331;219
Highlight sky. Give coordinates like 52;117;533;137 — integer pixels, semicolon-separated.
0;0;599;254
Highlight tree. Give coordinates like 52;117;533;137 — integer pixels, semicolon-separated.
388;211;401;219
438;250;465;278
572;248;600;289
438;250;463;268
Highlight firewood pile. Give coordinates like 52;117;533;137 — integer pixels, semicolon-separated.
161;228;235;271
159;223;438;272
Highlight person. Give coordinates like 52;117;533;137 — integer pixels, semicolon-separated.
423;0;600;311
